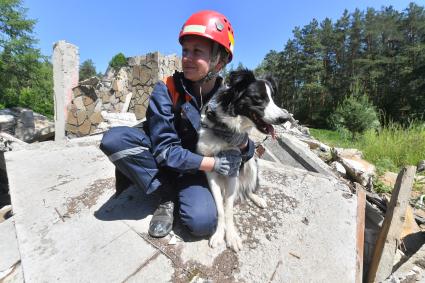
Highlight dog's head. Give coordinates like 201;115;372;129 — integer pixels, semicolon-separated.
218;69;291;137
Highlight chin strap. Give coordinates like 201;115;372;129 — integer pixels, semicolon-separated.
197;43;226;84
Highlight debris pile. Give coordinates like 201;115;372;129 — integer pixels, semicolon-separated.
291;124;425;282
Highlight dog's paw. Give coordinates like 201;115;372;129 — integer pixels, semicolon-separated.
254;197;267;209
250;194;267;209
225;229;243;252
209;229;225;248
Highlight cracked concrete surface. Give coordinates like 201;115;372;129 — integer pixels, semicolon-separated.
4;136;358;282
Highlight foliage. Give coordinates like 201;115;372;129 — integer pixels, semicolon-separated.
109;52;127;71
329;94;380;139
17;60;54;117
0;0;53;117
256;3;425;127
309;128;352;148
79;59;97;81
311;121;425;172
373;178;393;194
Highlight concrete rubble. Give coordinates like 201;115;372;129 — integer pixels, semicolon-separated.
1;131;360;282
0;108;55;142
66;52;181;137
0;50;423;282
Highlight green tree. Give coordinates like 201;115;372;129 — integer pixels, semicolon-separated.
79;59;97;81
109;52;127;71
0;0;42;109
329;94;380;140
257;3;425;127
18;60;53;116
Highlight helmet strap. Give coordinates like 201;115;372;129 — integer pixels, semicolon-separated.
198;43;223;84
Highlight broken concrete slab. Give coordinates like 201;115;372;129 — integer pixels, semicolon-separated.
270;133;337;177
14;109;35;142
383;243;425;283
332;148;376;188
367;166;416;283
5;137;358;282
0;217;21;275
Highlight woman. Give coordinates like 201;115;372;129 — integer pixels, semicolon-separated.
100;10;255;238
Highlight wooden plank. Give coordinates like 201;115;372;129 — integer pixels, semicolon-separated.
356;184;366;283
367;166;416;283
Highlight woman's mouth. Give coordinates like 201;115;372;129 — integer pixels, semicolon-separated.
183;66;196;71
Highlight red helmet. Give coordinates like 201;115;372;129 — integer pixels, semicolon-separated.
179;10;234;62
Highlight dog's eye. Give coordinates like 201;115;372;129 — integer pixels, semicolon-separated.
252;96;262;104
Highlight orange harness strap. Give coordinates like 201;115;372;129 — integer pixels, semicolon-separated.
162;76;191;107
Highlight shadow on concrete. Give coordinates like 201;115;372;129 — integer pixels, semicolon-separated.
94;184;209;243
172;215;210;243
94;185;158;221
391;231;425;273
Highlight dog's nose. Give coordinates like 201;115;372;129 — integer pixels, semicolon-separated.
277;110;292;124
277;115;290;124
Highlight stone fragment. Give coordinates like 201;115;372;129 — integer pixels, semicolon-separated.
94;101;102;112
67;111;78;126
79;76;99;86
76;110;87;126
77;119;91;136
101;92;110;103
132;65;141;79
14;109;35;142
121;93;133;113
379;171;398;187
65;123;77;134
332;148;375;187
112;79;123;92
0;115;15;133
73;96;85;110
85;102;95;113
330;161;346;176
82;95;94;106
140;71;150;84
134;104;147;120
89;112;103;124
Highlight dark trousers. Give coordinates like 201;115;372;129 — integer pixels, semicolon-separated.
100;126;217;236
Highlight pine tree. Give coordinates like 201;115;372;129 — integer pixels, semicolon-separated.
79;59;97;81
0;0;42;108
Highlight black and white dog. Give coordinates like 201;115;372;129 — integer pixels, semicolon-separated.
197;69;291;252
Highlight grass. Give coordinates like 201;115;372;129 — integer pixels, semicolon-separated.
310;122;425;194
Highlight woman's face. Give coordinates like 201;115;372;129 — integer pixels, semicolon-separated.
181;36;213;82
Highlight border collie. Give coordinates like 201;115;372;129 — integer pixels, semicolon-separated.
197;69;291;252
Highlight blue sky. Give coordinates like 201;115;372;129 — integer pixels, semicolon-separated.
23;0;417;73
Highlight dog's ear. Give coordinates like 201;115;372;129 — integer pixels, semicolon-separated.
228;69;256;93
263;74;278;95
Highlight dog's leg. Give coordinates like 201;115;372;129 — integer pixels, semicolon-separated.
247;192;267;208
224;176;243;252
244;158;267;208
207;175;225;248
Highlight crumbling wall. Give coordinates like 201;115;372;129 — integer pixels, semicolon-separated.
65;52;181;137
127;52;181;119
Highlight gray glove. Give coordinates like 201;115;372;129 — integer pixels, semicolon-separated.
213;149;242;177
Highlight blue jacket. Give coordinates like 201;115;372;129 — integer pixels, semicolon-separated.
143;72;255;174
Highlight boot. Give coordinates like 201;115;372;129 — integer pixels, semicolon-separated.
148;199;174;238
